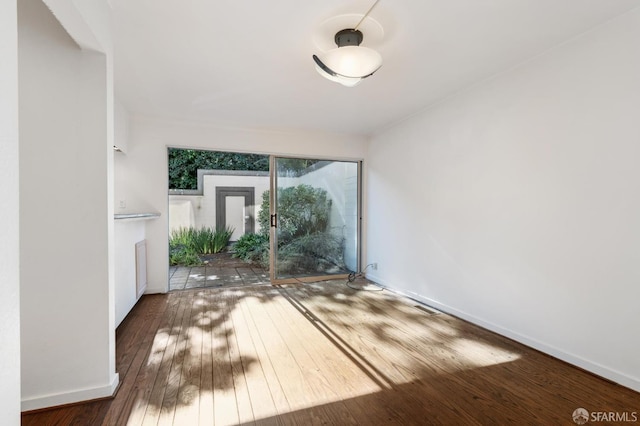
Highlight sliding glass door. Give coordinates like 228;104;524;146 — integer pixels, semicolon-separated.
269;157;360;283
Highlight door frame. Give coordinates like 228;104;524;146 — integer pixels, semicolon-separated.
215;186;255;237
268;155;361;284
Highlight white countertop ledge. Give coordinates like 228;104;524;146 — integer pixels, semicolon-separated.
114;212;161;220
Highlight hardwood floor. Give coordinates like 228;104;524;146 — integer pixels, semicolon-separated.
22;280;640;425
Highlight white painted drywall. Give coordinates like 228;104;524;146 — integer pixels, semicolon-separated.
113;100;145;327
114;98;130;153
124;117;367;293
19;0;117;410
366;9;640;391
0;0;21;423
114;220;146;326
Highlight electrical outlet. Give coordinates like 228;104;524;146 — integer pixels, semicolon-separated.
119;200;126;209
371;262;378;270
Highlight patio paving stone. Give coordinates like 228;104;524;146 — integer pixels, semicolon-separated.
169;253;268;291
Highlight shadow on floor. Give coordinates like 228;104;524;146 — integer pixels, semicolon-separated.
169;252;269;290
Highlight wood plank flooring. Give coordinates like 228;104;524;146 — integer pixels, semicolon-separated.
22;280;640;425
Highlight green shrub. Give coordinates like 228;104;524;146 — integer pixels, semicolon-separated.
257;190;271;237
189;226;234;254
169;226;234;265
211;226;234;253
276;233;345;275
258;184;331;243
256;184;346;275
169;244;202;266
170;227;197;247
232;233;269;266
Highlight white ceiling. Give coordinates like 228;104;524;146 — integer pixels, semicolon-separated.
112;0;639;136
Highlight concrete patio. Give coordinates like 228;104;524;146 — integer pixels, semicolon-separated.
169;253;269;291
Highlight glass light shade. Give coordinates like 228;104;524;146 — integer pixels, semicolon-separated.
314;65;362;87
318;46;382;78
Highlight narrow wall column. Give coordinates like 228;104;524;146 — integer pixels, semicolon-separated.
0;0;21;423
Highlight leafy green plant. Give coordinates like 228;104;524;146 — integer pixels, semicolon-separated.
168;226;234;265
189;226;234;254
257;190;271;237
211;226;234;253
232;233;269;266
170;227;197;247
258;184;331;243
169;244;202;266
255;184;346;275
276;233;345;275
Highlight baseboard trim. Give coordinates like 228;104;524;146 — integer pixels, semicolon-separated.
367;275;640;394
21;373;120;412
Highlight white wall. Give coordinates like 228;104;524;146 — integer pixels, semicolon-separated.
366;9;640;392
114;99;133;214
19;0;117;410
114;220;146;326
126;117;367;293
169;196;199;230
0;0;21;423
169;174;270;234
114;98;130;153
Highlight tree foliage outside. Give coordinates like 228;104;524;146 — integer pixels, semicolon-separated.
168;148;269;190
276;158;321;176
168;148;323;189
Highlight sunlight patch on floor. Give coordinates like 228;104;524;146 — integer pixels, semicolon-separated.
450;337;521;368
133;285;524;425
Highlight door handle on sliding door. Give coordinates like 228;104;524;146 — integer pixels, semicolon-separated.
270;214;277;227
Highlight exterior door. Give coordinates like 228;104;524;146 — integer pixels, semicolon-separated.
216;187;254;241
269;156;360;284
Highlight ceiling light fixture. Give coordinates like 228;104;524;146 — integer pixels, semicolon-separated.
313;0;382;87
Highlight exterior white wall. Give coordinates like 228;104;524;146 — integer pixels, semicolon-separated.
202;175;270;235
366;9;640;392
0;0;21;423
169;174;270;235
169;196;199;230
19;0;117;410
126;117;367;293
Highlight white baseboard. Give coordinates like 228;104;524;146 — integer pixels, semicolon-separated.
22;373;119;412
144;286;166;294
366;275;640;394
145;281;167;294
